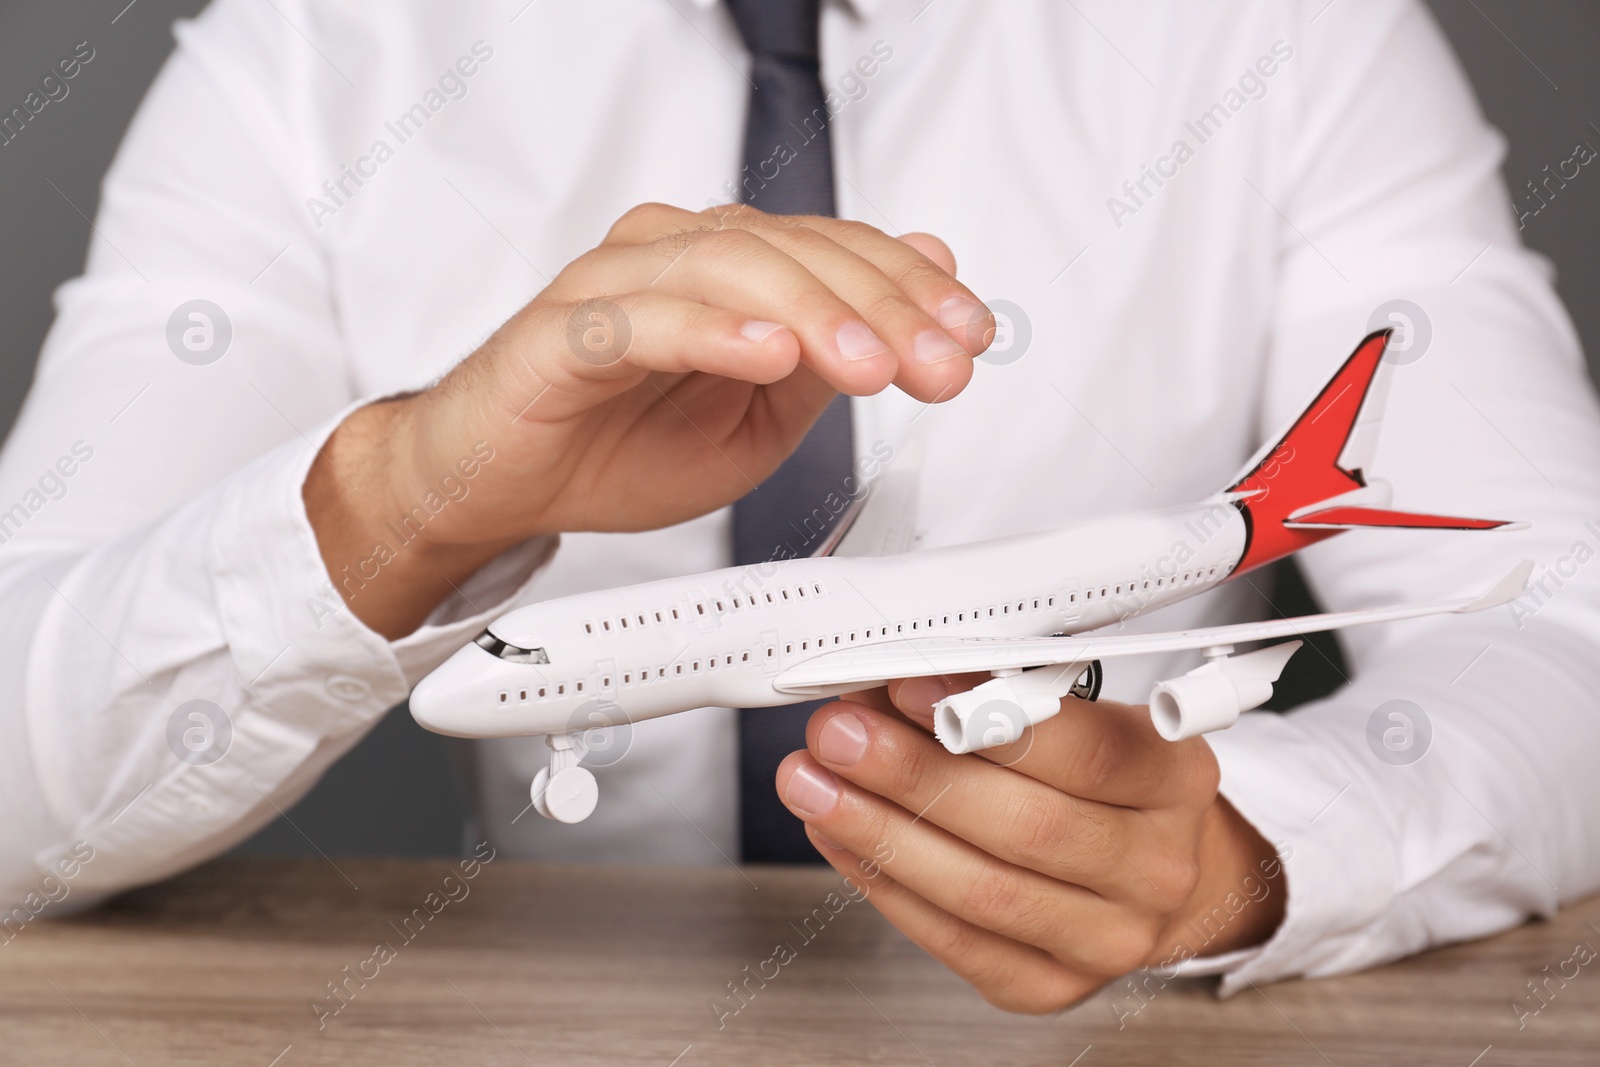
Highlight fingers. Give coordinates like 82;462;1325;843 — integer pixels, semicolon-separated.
838;685;896;713
776;749;1160;976
808;221;992;356
802;701;1199;911
578;202;991;404
710;212;989;361
883;672;989;729
897;232;956;275
748;223;978;402
552;236;898;395
474;291;806;427
528;290;802;384
805;827;1097;1015
738;215;992;401
600;200;715;245
886;676;1221;811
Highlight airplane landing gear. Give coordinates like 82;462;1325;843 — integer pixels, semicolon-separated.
530;731;599;823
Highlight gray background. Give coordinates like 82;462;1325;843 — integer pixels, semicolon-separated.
1;1;1595;857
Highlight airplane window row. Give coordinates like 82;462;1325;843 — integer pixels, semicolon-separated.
613;650;754;689
765;593;1068;658
581;582;828;637
1080;565;1219;602
505;589;1076;706
500;566;1224;706
497;647;762;705
497;677;586;705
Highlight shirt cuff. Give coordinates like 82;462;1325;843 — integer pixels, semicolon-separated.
391;533;558;684
210;397;558;737
1166;943;1264;979
34;399;559;896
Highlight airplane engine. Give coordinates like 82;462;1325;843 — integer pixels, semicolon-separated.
1147;641;1302;742
933;661;1101;755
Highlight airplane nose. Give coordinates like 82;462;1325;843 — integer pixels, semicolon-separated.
410;642;498;737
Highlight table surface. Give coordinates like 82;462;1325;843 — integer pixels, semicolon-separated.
2;856;1597;1066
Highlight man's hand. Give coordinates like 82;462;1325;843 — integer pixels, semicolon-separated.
775;675;1287;1014
304;202;993;637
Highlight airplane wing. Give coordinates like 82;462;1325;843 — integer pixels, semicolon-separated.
772;560;1531;693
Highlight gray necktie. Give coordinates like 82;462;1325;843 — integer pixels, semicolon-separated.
726;0;852;864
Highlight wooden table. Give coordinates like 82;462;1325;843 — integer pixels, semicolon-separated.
3;856;1597;1066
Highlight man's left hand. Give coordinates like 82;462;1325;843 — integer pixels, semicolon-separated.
774;675;1287;1014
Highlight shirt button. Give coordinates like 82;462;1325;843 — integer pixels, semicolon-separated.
326;674;372;702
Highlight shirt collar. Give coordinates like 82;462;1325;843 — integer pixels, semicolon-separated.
684;0;884;23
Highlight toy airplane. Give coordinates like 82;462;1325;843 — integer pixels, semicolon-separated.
411;330;1530;823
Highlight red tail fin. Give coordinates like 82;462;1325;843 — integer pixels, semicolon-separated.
1225;330;1516;575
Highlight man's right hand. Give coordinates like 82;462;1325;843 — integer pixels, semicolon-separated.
304;202;993;638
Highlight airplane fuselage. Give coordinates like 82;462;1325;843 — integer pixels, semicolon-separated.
408;500;1249;739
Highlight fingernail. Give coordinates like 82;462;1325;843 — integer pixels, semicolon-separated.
816;833;846;851
836;320;890;361
913;329;966;364
742;319;787;343
817;712;869;766
897;676;950;717
785;763;840;816
935;296;983;331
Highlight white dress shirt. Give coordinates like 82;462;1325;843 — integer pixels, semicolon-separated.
4;0;1599;995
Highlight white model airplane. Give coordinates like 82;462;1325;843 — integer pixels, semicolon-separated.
411;329;1530;823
